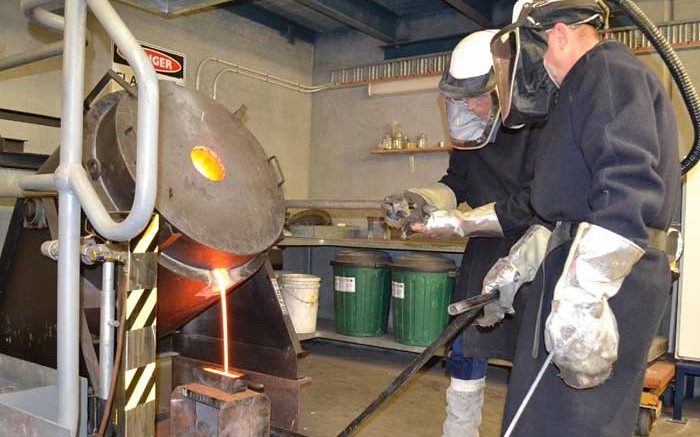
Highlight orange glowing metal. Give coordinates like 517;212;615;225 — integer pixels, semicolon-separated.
191;146;225;181
211;268;232;373
203;367;243;379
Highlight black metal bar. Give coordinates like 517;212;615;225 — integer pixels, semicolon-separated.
0;152;50;170
335;292;498;437
293;0;398;43
0;108;60;128
383;34;467;59
448;290;500;316
223;3;318;44
442;0;493;27
84;69;136;112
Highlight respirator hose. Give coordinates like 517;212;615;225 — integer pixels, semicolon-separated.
609;0;700;174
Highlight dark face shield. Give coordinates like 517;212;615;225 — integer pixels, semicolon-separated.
445;90;501;150
491;0;609;127
491;20;558;127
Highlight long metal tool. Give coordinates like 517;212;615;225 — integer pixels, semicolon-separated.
335;291;499;437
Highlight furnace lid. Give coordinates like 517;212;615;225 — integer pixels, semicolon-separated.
113;81;286;256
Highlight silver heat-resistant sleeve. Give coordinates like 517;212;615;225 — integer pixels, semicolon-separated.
424;203;503;238
477;224;552;327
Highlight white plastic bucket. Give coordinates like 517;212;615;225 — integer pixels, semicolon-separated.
278;273;321;334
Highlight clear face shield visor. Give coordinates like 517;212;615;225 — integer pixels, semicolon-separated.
445;89;501;150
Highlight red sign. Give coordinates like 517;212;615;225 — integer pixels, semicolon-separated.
116;47;183;74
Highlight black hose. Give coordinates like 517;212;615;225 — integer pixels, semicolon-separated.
609;0;700;174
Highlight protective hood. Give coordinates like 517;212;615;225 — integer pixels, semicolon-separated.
439;67;496;99
491;0;609;127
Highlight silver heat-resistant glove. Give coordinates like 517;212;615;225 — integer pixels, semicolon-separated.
477;225;552;327
422;203;504;238
544;223;643;389
383;183;457;230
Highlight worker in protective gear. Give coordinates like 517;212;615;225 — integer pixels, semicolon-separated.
479;1;681;435
384;30;541;437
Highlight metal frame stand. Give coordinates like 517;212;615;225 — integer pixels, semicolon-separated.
673;360;700;422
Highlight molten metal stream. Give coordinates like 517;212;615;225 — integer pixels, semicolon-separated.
219;279;229;373
203;269;240;378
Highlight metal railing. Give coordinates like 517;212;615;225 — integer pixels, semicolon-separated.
1;1;160;435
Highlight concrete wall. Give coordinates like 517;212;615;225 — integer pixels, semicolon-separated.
309;31;453;201
0;1;313;198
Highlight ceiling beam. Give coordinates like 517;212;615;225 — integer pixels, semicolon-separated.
383;34;468;59
442;0;493;28
223;3;318;44
292;0;398;43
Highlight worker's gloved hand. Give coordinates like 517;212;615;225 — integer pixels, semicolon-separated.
383;183;457;231
415;203;503;238
477;225;551;327
544;223;644;389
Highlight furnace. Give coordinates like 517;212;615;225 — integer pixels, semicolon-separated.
0;80;306;436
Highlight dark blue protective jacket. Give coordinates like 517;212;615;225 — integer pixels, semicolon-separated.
439;126;538;302
504;41;681;437
439;125;539;361
531;41;681;245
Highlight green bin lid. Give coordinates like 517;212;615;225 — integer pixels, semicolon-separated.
331;249;392;268
391;253;455;273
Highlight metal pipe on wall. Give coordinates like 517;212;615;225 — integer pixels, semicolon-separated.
210;66;335;99
98;261;115;400
197;57;365;98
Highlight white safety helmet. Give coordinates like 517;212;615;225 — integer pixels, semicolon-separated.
439;30;502;150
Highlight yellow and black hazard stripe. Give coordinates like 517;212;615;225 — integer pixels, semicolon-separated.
124;362;156;411
126;288;157;331
130;215;159;254
121;214;159;436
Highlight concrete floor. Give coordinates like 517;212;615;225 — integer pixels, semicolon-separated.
297;339;700;437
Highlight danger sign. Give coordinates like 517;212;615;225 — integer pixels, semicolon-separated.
112;42;186;89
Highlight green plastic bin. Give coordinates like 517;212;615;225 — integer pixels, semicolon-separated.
391;253;456;346
331;250;392;337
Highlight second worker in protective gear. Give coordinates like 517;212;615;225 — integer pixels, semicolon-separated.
383;30;541;437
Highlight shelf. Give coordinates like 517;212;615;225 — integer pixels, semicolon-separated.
298;320;514;368
370;146;452;155
278;236;467;253
297;319;437;354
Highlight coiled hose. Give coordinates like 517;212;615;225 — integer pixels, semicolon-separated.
609;0;700;174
